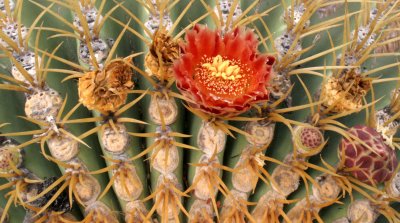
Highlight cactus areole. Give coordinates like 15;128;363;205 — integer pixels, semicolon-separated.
174;24;275;117
339;125;398;184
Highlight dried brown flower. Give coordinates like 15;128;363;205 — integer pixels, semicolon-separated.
78;59;134;114
321;69;371;113
145;29;180;81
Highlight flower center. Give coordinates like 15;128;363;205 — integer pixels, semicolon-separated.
202;55;242;80
194;55;251;98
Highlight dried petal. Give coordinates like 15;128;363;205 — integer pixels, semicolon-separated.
145;29;180;81
78;59;134;113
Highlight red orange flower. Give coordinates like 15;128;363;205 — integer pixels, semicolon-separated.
173;25;275;117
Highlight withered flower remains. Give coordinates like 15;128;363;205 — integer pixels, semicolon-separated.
145;29;180;81
78;59;134;114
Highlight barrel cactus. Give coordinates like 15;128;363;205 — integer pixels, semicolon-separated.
0;0;399;222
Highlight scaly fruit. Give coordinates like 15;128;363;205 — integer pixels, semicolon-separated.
339;125;398;184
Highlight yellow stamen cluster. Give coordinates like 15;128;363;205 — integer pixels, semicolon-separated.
201;55;242;80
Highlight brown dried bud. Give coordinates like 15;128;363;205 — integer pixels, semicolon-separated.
78;59;134;113
320;73;371;114
145;29;179;81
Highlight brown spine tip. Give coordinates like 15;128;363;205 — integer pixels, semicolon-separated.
197;121;226;155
